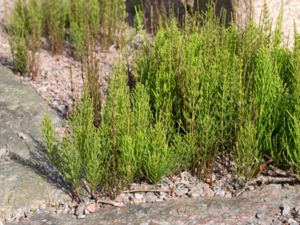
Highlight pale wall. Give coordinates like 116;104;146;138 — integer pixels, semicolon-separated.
233;0;300;46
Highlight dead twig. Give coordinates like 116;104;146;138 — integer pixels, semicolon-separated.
268;165;299;179
252;158;273;178
97;199;124;207
122;188;170;194
235;175;299;197
248;176;299;186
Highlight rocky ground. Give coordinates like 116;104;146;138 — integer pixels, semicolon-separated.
5;184;300;225
1;0;300;224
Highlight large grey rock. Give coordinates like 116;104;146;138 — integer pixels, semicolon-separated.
0;66;70;222
0;161;69;221
0;66;60;160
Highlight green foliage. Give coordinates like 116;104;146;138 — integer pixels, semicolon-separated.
42;64;177;198
134;2;297;181
69;0;100;58
252;48;285;157
10;36;28;74
82;42;102;126
135;14;241;178
26;0;43;79
6;0;27;36
133;5;145;33
6;0;43;77
273;3;283;48
235;119;260;181
42;109;82;194
143;121;172;184
58;136;82;194
99;0;127;47
68;0;103;122
101;65;135;194
285;114;300;177
41;1;300;199
259;1;272;46
42;89;104;197
7;0;127;59
283;32;300;177
170;133;195;173
131;84;151;178
42;0;68;54
69;88;104;196
41;108;58;164
69;1;85;58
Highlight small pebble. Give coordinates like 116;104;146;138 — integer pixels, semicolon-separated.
288;218;298;225
122;195;132;205
11;208;25;220
85;203;98;214
145;192;157;203
75;202;85;218
203;186;214;197
77;214;86;219
291;207;300;220
134;193;144;200
255;211;263;219
187;191;200;198
175;188;189;197
37;86;47;94
280;203;291;216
